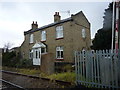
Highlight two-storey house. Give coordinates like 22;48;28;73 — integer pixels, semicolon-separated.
20;11;91;66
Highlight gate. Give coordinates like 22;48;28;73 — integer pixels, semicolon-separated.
75;49;120;89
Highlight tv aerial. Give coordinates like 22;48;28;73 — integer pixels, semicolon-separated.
60;10;70;16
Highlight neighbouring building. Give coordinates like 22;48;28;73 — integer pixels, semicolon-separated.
20;11;91;72
9;47;20;58
0;48;3;60
0;48;4;66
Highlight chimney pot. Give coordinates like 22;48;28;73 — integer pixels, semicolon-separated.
54;12;61;22
57;12;59;15
31;21;38;30
32;21;34;24
55;12;57;15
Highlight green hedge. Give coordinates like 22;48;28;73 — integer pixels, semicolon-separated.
2;51;32;68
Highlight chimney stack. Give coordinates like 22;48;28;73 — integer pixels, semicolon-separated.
54;12;61;22
32;21;38;30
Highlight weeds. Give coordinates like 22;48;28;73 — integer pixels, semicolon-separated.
2;66;41;76
46;72;76;84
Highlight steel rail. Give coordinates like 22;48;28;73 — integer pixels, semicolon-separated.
1;79;25;90
1;70;71;86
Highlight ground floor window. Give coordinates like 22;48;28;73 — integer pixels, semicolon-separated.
56;46;63;59
41;48;46;54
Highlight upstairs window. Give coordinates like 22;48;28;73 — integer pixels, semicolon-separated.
82;28;86;38
30;34;34;43
56;46;63;59
41;31;46;41
56;26;63;39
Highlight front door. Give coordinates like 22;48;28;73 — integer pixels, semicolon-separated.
33;48;41;65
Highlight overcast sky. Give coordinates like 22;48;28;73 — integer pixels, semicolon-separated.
0;1;112;48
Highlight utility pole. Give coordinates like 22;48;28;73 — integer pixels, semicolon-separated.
115;0;119;50
111;1;115;52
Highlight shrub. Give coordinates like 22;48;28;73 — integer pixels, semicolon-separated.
2;51;16;67
16;59;33;68
62;64;73;72
55;62;74;73
2;51;33;68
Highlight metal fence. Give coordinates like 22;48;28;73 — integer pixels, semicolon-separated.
75;49;120;89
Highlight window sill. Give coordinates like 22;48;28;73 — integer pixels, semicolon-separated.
41;52;47;55
56;58;64;61
56;37;64;40
41;40;46;42
55;61;64;62
29;42;34;44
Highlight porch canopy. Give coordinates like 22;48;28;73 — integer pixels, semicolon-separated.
32;42;46;49
32;42;46;66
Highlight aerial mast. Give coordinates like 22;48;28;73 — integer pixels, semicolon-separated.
60;10;71;16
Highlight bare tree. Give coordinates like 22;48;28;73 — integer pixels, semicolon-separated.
3;42;14;52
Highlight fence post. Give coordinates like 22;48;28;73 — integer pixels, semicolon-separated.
114;49;118;88
75;51;78;85
118;49;120;86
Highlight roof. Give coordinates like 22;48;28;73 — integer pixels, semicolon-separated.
24;11;90;35
24;17;72;35
73;11;90;24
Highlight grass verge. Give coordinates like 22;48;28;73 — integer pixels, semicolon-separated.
2;67;76;84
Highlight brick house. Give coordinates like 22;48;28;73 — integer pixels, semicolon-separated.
20;11;91;66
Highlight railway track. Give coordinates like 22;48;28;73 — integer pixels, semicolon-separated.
1;79;25;90
1;70;73;89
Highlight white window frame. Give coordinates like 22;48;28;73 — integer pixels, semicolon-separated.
56;26;63;38
56;46;63;59
41;30;46;41
30;34;34;43
82;28;86;38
